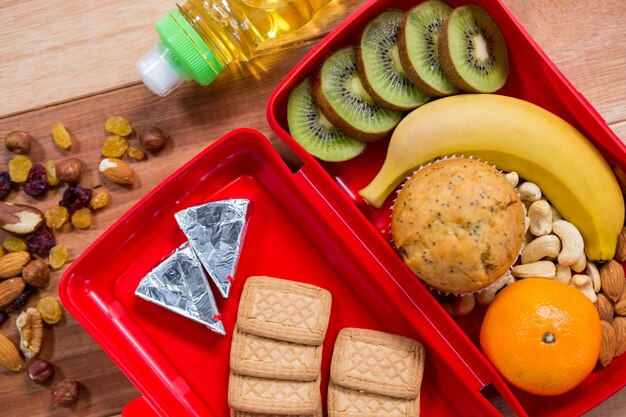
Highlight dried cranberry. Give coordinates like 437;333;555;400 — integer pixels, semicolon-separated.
59;185;92;214
26;228;56;256
0;171;11;199
5;285;36;314
23;164;49;197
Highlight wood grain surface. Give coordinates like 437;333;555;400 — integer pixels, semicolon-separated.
0;0;624;416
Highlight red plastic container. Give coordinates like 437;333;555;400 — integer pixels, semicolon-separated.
59;0;626;416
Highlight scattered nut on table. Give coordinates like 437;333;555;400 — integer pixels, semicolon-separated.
140;127;169;153
16;307;44;359
56;158;83;184
22;259;51;288
26;358;55;384
52;378;79;407
5;130;33;154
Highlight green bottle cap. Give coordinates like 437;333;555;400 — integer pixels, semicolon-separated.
156;10;224;86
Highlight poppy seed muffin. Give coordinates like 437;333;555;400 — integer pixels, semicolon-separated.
391;158;525;293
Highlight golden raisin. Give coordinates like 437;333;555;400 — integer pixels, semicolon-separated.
45;160;60;186
105;116;133;136
36;297;63;325
48;245;69;270
45;206;69;229
3;235;27;252
70;207;91;229
51;122;72;150
8;155;33;183
127;146;146;161
101;135;128;158
90;190;110;209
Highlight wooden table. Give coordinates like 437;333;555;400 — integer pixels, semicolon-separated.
0;0;624;415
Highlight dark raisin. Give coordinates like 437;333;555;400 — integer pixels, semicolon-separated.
26;228;56;256
0;310;8;326
0;171;11;199
23;164;50;197
5;285;36;314
59;185;92;214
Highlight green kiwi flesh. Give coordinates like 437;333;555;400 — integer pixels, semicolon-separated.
287;77;367;162
313;46;404;142
439;4;509;93
398;0;459;97
357;10;430;111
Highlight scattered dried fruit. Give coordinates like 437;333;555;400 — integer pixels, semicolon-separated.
3;235;27;252
4;284;35;314
105;116;133;136
56;158;82;184
0;333;21;372
23;164;50;197
25;228;56;256
26;358;55;384
59;185;92;214
99;158;135;185
71;207;92;229
51;122;72;150
37;297;63;324
128;146;146;161
140;127;168;153
90;190;110;209
0;202;44;235
102;135;129;158
48;245;69;270
52;378;79;407
0;251;30;278
45;206;69;229
45;160;60;186
8;155;33;183
5;130;32;154
16;307;43;359
22;259;50;288
0;171;11;199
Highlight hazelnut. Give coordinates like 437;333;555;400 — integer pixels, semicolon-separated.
5;130;33;154
26;358;55;384
52;378;79;407
22;259;50;288
56;158;82;184
140;127;169;153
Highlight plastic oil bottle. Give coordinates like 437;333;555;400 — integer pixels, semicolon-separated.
137;0;330;96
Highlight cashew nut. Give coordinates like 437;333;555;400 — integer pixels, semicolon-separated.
512;261;556;278
505;171;519;188
571;252;587;273
555;263;572;284
476;273;515;306
452;294;476;317
521;235;561;264
586;261;601;293
552;220;585;267
528;200;552;236
518;182;542;202
570;274;597;303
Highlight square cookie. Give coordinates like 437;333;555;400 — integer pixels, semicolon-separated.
237;276;332;345
328;383;420;417
330;328;424;399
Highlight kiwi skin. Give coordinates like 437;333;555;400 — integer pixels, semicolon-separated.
311;69;392;143
356;45;408;112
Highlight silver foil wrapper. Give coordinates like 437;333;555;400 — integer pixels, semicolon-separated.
175;199;250;298
135;242;225;335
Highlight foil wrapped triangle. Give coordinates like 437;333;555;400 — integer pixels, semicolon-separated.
175;199;250;298
135;242;225;335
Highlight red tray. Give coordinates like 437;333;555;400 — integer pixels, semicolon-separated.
266;0;626;416
60;129;512;416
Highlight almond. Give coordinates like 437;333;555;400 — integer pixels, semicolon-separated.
0;277;25;308
615;226;626;262
99;158;135;185
0;334;21;372
615;292;626;316
0;251;31;279
612;317;626;357
600;260;625;302
595;293;614;323
599;320;616;367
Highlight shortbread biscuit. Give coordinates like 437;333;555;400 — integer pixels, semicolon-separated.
228;373;320;415
237;276;331;345
328;383;420;417
230;328;322;381
230;398;322;416
330;328;424;399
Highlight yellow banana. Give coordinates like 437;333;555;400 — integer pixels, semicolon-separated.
359;94;624;261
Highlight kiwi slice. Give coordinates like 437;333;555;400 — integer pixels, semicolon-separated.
438;4;509;93
287;77;367;162
313;46;404;142
357;10;430;111
398;0;459;97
